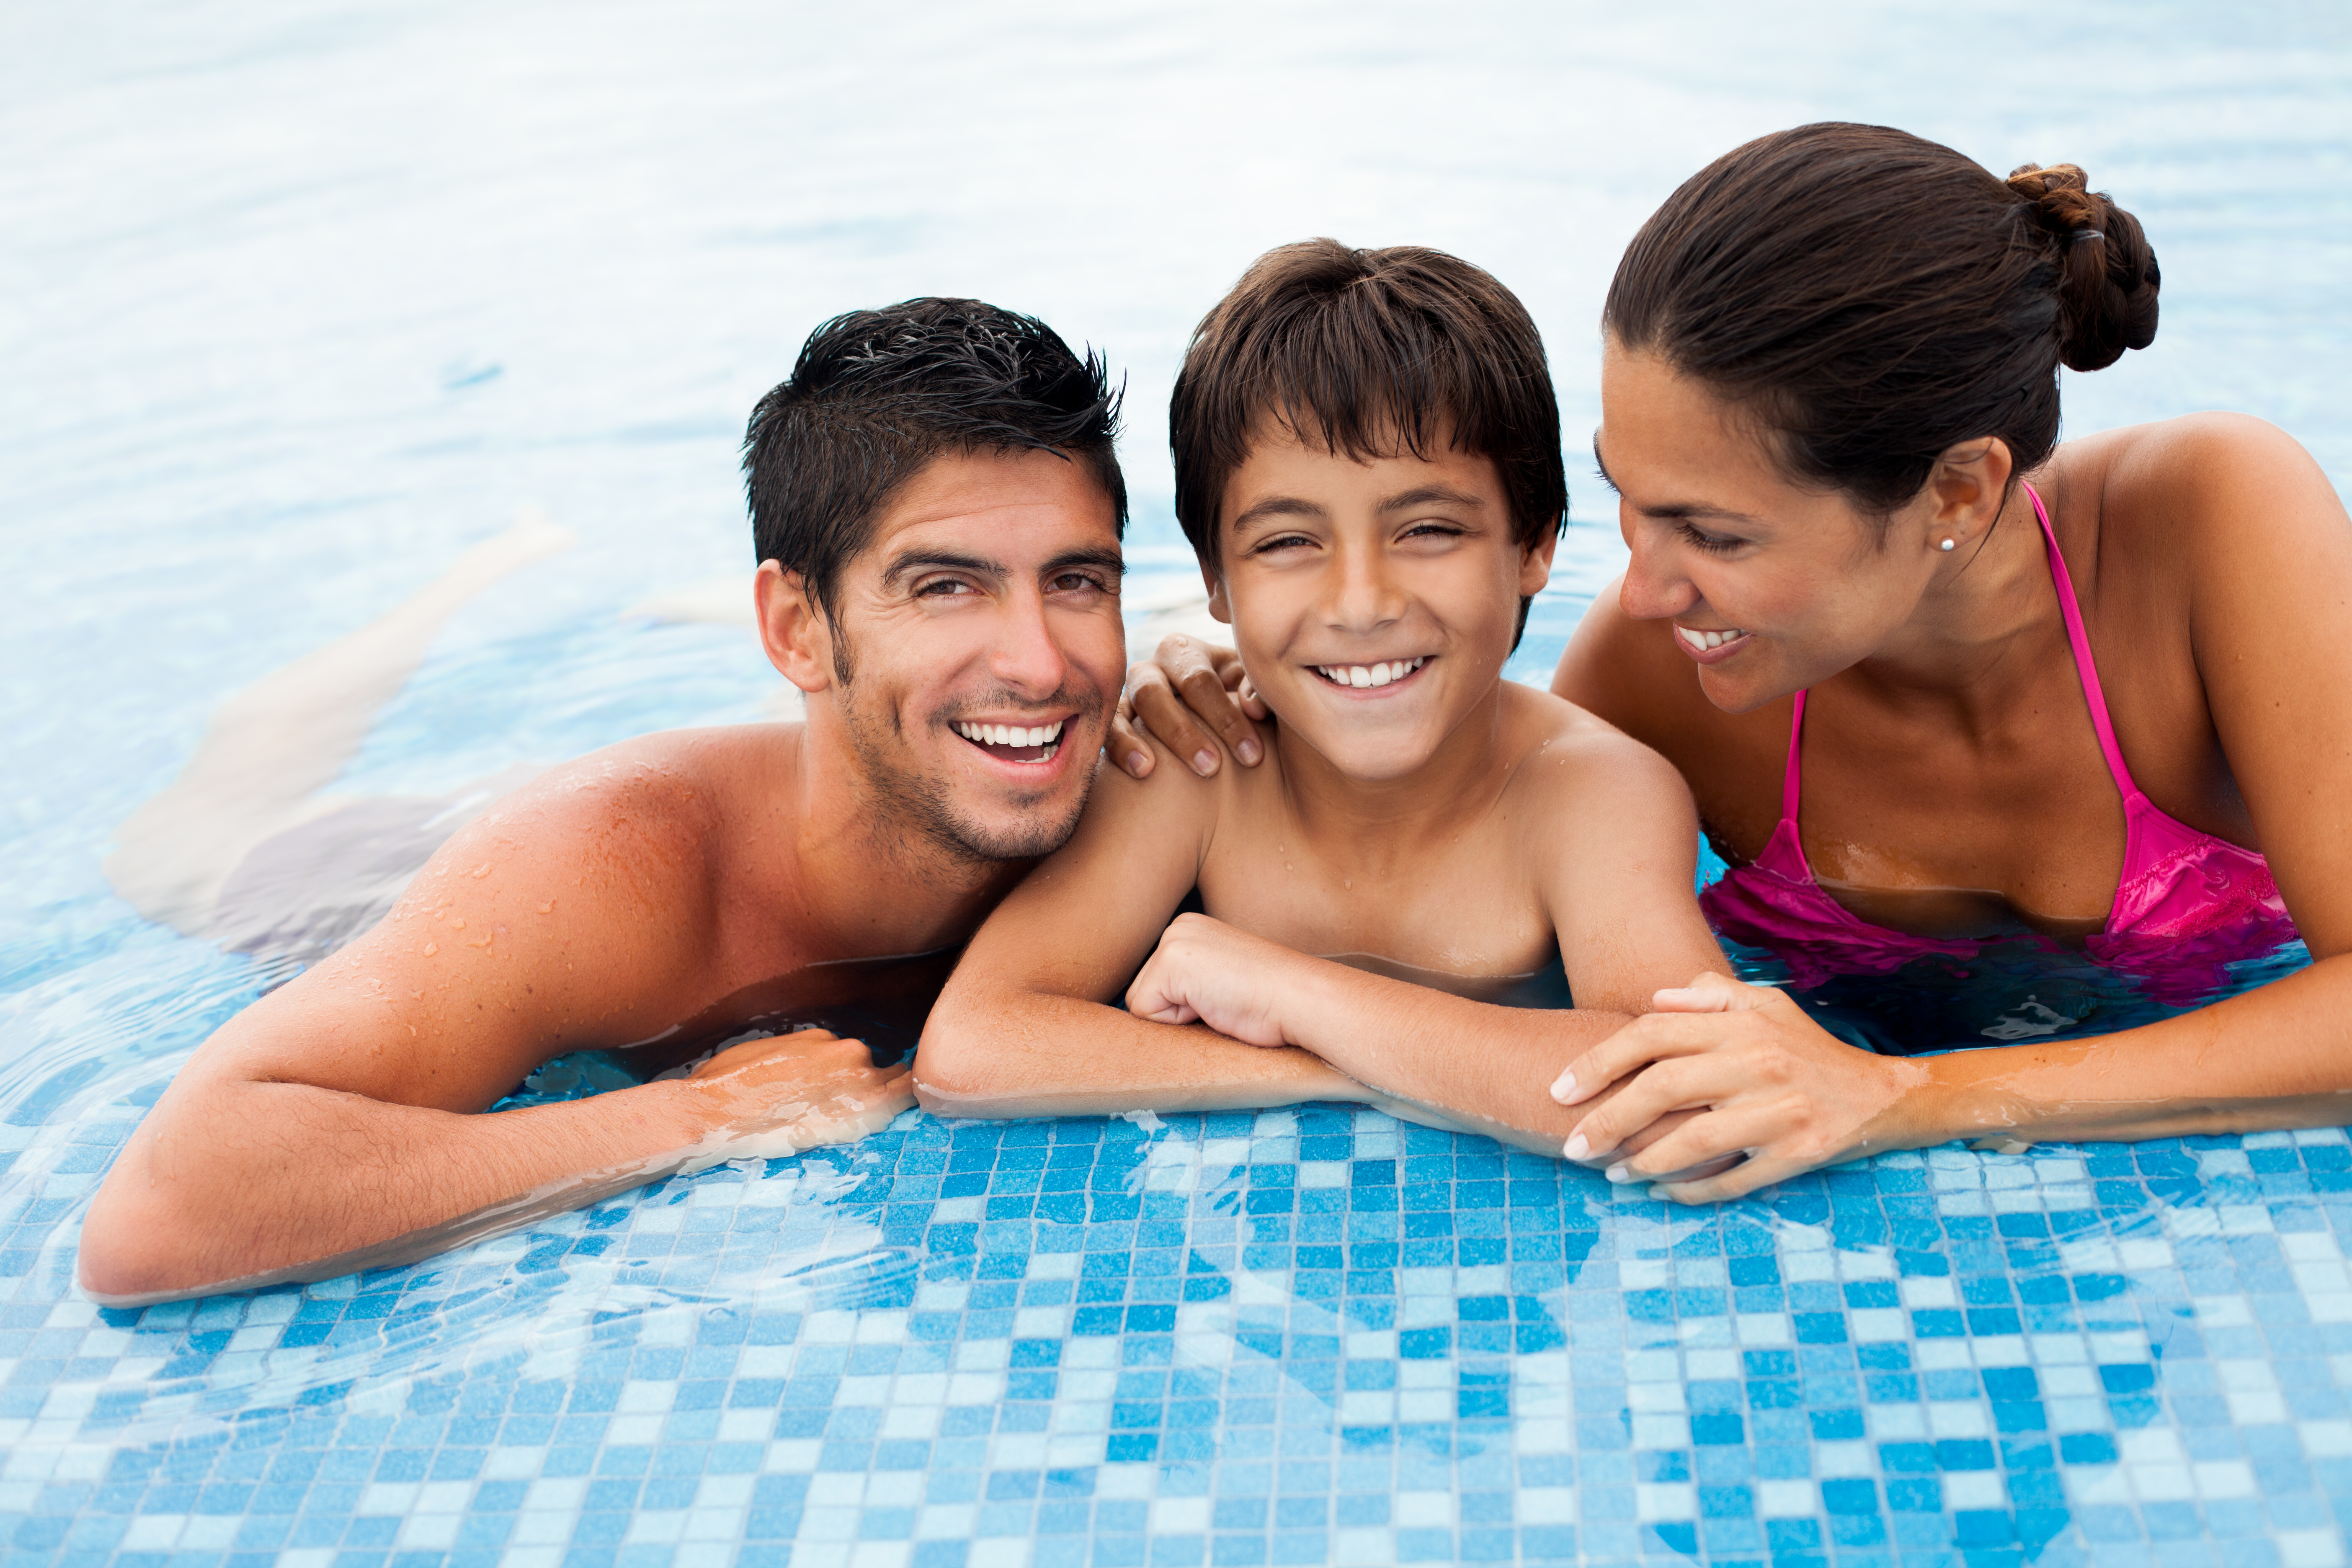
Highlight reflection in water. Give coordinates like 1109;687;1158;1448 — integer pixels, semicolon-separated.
497;948;960;1109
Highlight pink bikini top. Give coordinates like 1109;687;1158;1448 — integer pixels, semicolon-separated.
1701;482;2297;1006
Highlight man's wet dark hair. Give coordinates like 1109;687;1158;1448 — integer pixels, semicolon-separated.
744;297;1127;621
1606;122;2161;518
1168;240;1566;645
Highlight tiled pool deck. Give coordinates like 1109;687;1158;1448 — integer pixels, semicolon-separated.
7;1096;2352;1568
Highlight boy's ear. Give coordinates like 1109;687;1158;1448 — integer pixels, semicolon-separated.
1204;566;1232;625
756;560;837;693
1518;529;1561;598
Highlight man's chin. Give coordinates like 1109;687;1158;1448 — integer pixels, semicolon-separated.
926;792;1090;863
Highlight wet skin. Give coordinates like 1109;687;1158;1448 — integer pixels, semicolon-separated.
1119;349;2352;1199
920;424;1727;1153
78;447;1130;1304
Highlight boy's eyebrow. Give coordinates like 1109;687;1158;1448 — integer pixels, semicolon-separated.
1377;485;1486;514
1228;495;1330;534
1592;432;1761;524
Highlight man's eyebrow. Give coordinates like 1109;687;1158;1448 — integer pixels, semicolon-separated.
1591;433;1761;524
1041;547;1126;578
882;549;1004;586
1377;485;1486;513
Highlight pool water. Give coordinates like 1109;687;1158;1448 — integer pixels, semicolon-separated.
7;1;2352;1564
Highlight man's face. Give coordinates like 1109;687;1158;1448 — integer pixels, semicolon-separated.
1210;419;1550;783
791;447;1127;863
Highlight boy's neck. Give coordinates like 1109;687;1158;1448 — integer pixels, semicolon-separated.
1262;679;1516;859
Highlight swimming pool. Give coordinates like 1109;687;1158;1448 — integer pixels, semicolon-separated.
7;1;2352;1563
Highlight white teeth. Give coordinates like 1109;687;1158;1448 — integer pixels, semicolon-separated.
1678;627;1743;652
956;719;1066;750
1313;657;1427;689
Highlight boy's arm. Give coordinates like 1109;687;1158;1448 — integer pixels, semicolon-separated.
78;763;909;1305
1124;729;1725;1155
914;748;1367;1119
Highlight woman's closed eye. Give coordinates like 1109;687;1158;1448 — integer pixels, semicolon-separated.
1677;521;1745;555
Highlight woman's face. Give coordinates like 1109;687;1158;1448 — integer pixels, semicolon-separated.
1598;342;1947;714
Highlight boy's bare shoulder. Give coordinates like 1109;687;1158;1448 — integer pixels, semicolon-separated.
1497;681;1696;819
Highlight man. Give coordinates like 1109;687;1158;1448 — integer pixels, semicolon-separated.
78;298;1140;1305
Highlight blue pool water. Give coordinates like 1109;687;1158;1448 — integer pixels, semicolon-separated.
7;1;2352;1564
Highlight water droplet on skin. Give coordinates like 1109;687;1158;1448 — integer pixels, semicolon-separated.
472;863;491;878
452;919;466;930
423;942;438;956
538;901;555;914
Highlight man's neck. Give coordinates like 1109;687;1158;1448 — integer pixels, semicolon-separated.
775;714;1033;961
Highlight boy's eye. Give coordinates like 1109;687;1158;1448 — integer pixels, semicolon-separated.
1400;520;1465;542
1251;532;1316;554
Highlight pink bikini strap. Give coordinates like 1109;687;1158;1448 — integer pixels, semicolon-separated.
1776;482;2132;827
1781;690;1808;824
2022;481;2140;799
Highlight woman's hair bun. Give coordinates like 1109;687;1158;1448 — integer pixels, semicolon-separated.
2006;162;2161;371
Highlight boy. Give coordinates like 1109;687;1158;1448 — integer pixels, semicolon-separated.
915;242;1723;1154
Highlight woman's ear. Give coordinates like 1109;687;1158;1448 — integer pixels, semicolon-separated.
756;560;836;693
1924;437;2017;548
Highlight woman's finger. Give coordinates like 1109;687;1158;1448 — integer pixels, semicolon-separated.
1551;1011;1754;1104
1607;1103;1779;1185
1563;1052;1749;1162
1160;636;1261;768
1106;694;1161;779
1651;1153;1805;1206
1648;971;1772;1014
1130;660;1226;777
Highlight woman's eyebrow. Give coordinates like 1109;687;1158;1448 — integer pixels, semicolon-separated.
1592;433;1761;523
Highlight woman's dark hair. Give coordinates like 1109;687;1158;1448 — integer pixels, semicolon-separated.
1170;238;1567;581
744;297;1126;619
1605;122;2162;515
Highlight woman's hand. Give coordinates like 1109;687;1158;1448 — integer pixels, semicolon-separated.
1107;634;1268;779
1125;913;1302;1046
1550;972;1934;1202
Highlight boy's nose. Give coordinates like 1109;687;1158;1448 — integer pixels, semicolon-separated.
1323;544;1406;632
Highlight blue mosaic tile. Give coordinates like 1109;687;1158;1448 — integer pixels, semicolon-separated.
6;1101;2352;1565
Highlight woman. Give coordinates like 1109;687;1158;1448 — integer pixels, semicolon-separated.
1115;123;2352;1201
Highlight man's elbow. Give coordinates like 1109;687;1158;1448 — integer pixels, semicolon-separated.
77;1181;214;1306
911;1009;1019;1119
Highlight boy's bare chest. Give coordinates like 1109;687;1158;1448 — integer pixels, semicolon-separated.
1193;813;1558;979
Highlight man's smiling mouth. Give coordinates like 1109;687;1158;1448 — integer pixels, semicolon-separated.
954;718;1065;763
1311;656;1429;690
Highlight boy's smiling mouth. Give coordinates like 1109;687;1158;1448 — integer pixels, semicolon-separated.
953;717;1066;763
1310;656;1430;691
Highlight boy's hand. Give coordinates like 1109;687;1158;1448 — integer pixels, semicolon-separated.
1548;972;1930;1202
1108;635;1267;779
1125;913;1297;1046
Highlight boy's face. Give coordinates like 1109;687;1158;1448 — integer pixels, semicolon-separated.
1209;420;1552;782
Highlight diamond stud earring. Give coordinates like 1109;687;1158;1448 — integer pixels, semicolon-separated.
1939;537;1957;552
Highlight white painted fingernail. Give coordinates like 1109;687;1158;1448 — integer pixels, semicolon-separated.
1193;749;1217;775
1564;1134;1589;1161
1604;1164;1631;1184
1551;1072;1576;1102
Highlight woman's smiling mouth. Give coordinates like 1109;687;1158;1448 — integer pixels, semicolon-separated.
1675;625;1751;661
1310;656;1429;691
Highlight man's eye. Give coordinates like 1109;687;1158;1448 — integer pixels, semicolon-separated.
1048;572;1106;593
915;578;975;598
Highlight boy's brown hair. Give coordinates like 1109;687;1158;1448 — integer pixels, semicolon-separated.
1168;240;1567;590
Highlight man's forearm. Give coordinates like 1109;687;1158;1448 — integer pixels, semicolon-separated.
83;1076;732;1305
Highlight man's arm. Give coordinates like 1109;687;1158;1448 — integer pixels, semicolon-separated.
1121;724;1727;1155
78;758;908;1305
914;746;1367;1119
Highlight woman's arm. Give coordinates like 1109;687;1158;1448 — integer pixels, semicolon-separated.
913;743;1366;1119
1559;415;2352;1199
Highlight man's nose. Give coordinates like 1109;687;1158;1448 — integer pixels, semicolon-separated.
989;586;1074;698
